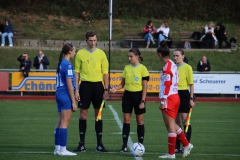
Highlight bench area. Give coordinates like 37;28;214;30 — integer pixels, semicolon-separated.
179;31;201;42
125;32;170;48
179;31;202;48
13;29;23;45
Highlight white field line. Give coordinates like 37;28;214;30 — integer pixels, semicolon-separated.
0;151;239;157
108;105;143;160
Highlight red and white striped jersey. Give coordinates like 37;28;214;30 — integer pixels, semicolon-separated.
159;59;178;99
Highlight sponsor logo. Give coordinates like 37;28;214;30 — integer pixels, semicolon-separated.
235;86;240;91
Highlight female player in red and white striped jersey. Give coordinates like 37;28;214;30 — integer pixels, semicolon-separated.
157;41;193;159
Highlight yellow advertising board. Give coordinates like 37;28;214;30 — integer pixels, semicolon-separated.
12;72;56;92
12;72;161;93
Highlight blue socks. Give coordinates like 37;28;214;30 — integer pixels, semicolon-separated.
59;128;68;147
54;128;60;145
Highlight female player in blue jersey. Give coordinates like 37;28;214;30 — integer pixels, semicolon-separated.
53;44;77;156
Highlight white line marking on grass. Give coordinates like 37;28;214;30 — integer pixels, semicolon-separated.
0;151;239;157
108;105;143;160
0;152;52;154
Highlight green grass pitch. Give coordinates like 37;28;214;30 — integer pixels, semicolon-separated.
0;100;240;160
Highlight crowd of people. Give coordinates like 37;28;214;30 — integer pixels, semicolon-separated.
143;20;232;49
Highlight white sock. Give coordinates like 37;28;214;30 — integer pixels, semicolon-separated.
55;145;60;151
60;146;66;151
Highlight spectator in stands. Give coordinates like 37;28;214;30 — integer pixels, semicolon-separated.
17;53;31;77
197;55;211;71
1;18;14;47
143;20;156;48
33;50;50;70
201;21;217;48
156;22;170;46
214;22;230;48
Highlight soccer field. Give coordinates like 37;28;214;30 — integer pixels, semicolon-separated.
0;100;240;160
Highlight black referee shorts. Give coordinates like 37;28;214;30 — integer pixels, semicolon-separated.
122;90;146;115
78;81;104;109
178;90;190;113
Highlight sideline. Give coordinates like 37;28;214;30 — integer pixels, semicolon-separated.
0;95;240;102
108;105;143;160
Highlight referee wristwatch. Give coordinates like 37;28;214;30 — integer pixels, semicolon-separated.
104;88;109;92
141;100;145;103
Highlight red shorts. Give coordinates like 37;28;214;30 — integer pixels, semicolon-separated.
161;94;180;119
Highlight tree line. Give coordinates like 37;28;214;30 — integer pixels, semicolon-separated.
1;0;239;23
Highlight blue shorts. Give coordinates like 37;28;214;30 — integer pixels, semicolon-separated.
56;89;72;112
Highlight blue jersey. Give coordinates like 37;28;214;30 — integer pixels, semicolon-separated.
56;59;75;91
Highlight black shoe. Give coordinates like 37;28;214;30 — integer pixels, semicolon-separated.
120;145;128;153
74;142;86;152
96;143;108;152
175;148;183;154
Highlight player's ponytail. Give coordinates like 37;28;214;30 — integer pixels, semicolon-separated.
56;51;63;73
157;40;169;57
56;44;74;73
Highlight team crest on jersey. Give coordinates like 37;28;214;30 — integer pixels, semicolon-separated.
134;77;139;82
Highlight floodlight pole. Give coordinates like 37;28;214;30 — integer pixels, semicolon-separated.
108;0;112;89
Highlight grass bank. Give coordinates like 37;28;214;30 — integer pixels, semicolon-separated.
0;48;239;71
1;11;240;42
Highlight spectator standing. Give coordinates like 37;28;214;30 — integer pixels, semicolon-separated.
17;53;31;77
54;44;77;156
110;48;149;153
74;31;109;152
156;22;170;46
1;18;14;47
173;49;195;154
143;20;156;48
157;41;193;159
214;22;230;48
33;50;50;70
197;55;211;71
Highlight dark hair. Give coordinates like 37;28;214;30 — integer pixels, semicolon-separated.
56;43;74;73
129;48;143;61
86;30;97;39
174;48;185;56
147;20;152;25
157;41;169;57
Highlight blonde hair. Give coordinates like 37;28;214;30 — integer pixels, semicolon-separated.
163;22;169;28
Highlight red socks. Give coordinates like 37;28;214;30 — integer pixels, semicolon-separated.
177;128;189;147
168;133;177;155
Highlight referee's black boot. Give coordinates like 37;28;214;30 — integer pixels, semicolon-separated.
120;145;128;153
74;142;86;152
96;142;108;152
